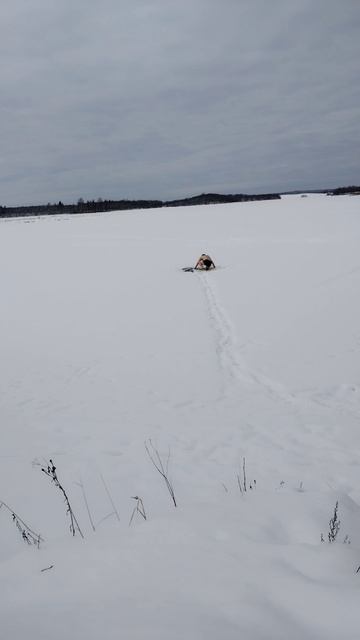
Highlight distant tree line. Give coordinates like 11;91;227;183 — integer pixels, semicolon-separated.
326;186;360;195
164;192;281;207
0;192;281;219
0;198;163;219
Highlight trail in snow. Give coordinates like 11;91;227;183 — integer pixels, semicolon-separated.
195;271;248;396
196;271;297;408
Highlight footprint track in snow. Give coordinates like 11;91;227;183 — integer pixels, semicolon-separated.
196;272;298;408
197;272;250;394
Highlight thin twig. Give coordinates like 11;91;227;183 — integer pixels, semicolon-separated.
100;474;120;521
76;480;96;532
129;496;147;526
145;439;177;507
96;511;117;527
0;500;44;546
242;457;247;493
42;459;84;538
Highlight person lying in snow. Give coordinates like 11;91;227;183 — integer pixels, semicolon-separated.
194;254;216;270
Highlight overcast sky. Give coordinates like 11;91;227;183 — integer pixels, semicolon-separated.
1;0;359;205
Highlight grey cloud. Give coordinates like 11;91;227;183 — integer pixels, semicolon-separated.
1;0;359;205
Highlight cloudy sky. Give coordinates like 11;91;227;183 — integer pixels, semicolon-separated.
1;0;359;205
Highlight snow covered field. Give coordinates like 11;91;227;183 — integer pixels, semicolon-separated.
1;194;360;639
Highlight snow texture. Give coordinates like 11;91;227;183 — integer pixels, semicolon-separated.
1;194;360;639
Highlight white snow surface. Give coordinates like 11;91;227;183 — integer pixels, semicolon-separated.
1;194;360;639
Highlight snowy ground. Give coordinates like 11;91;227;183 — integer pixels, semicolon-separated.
1;194;360;639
